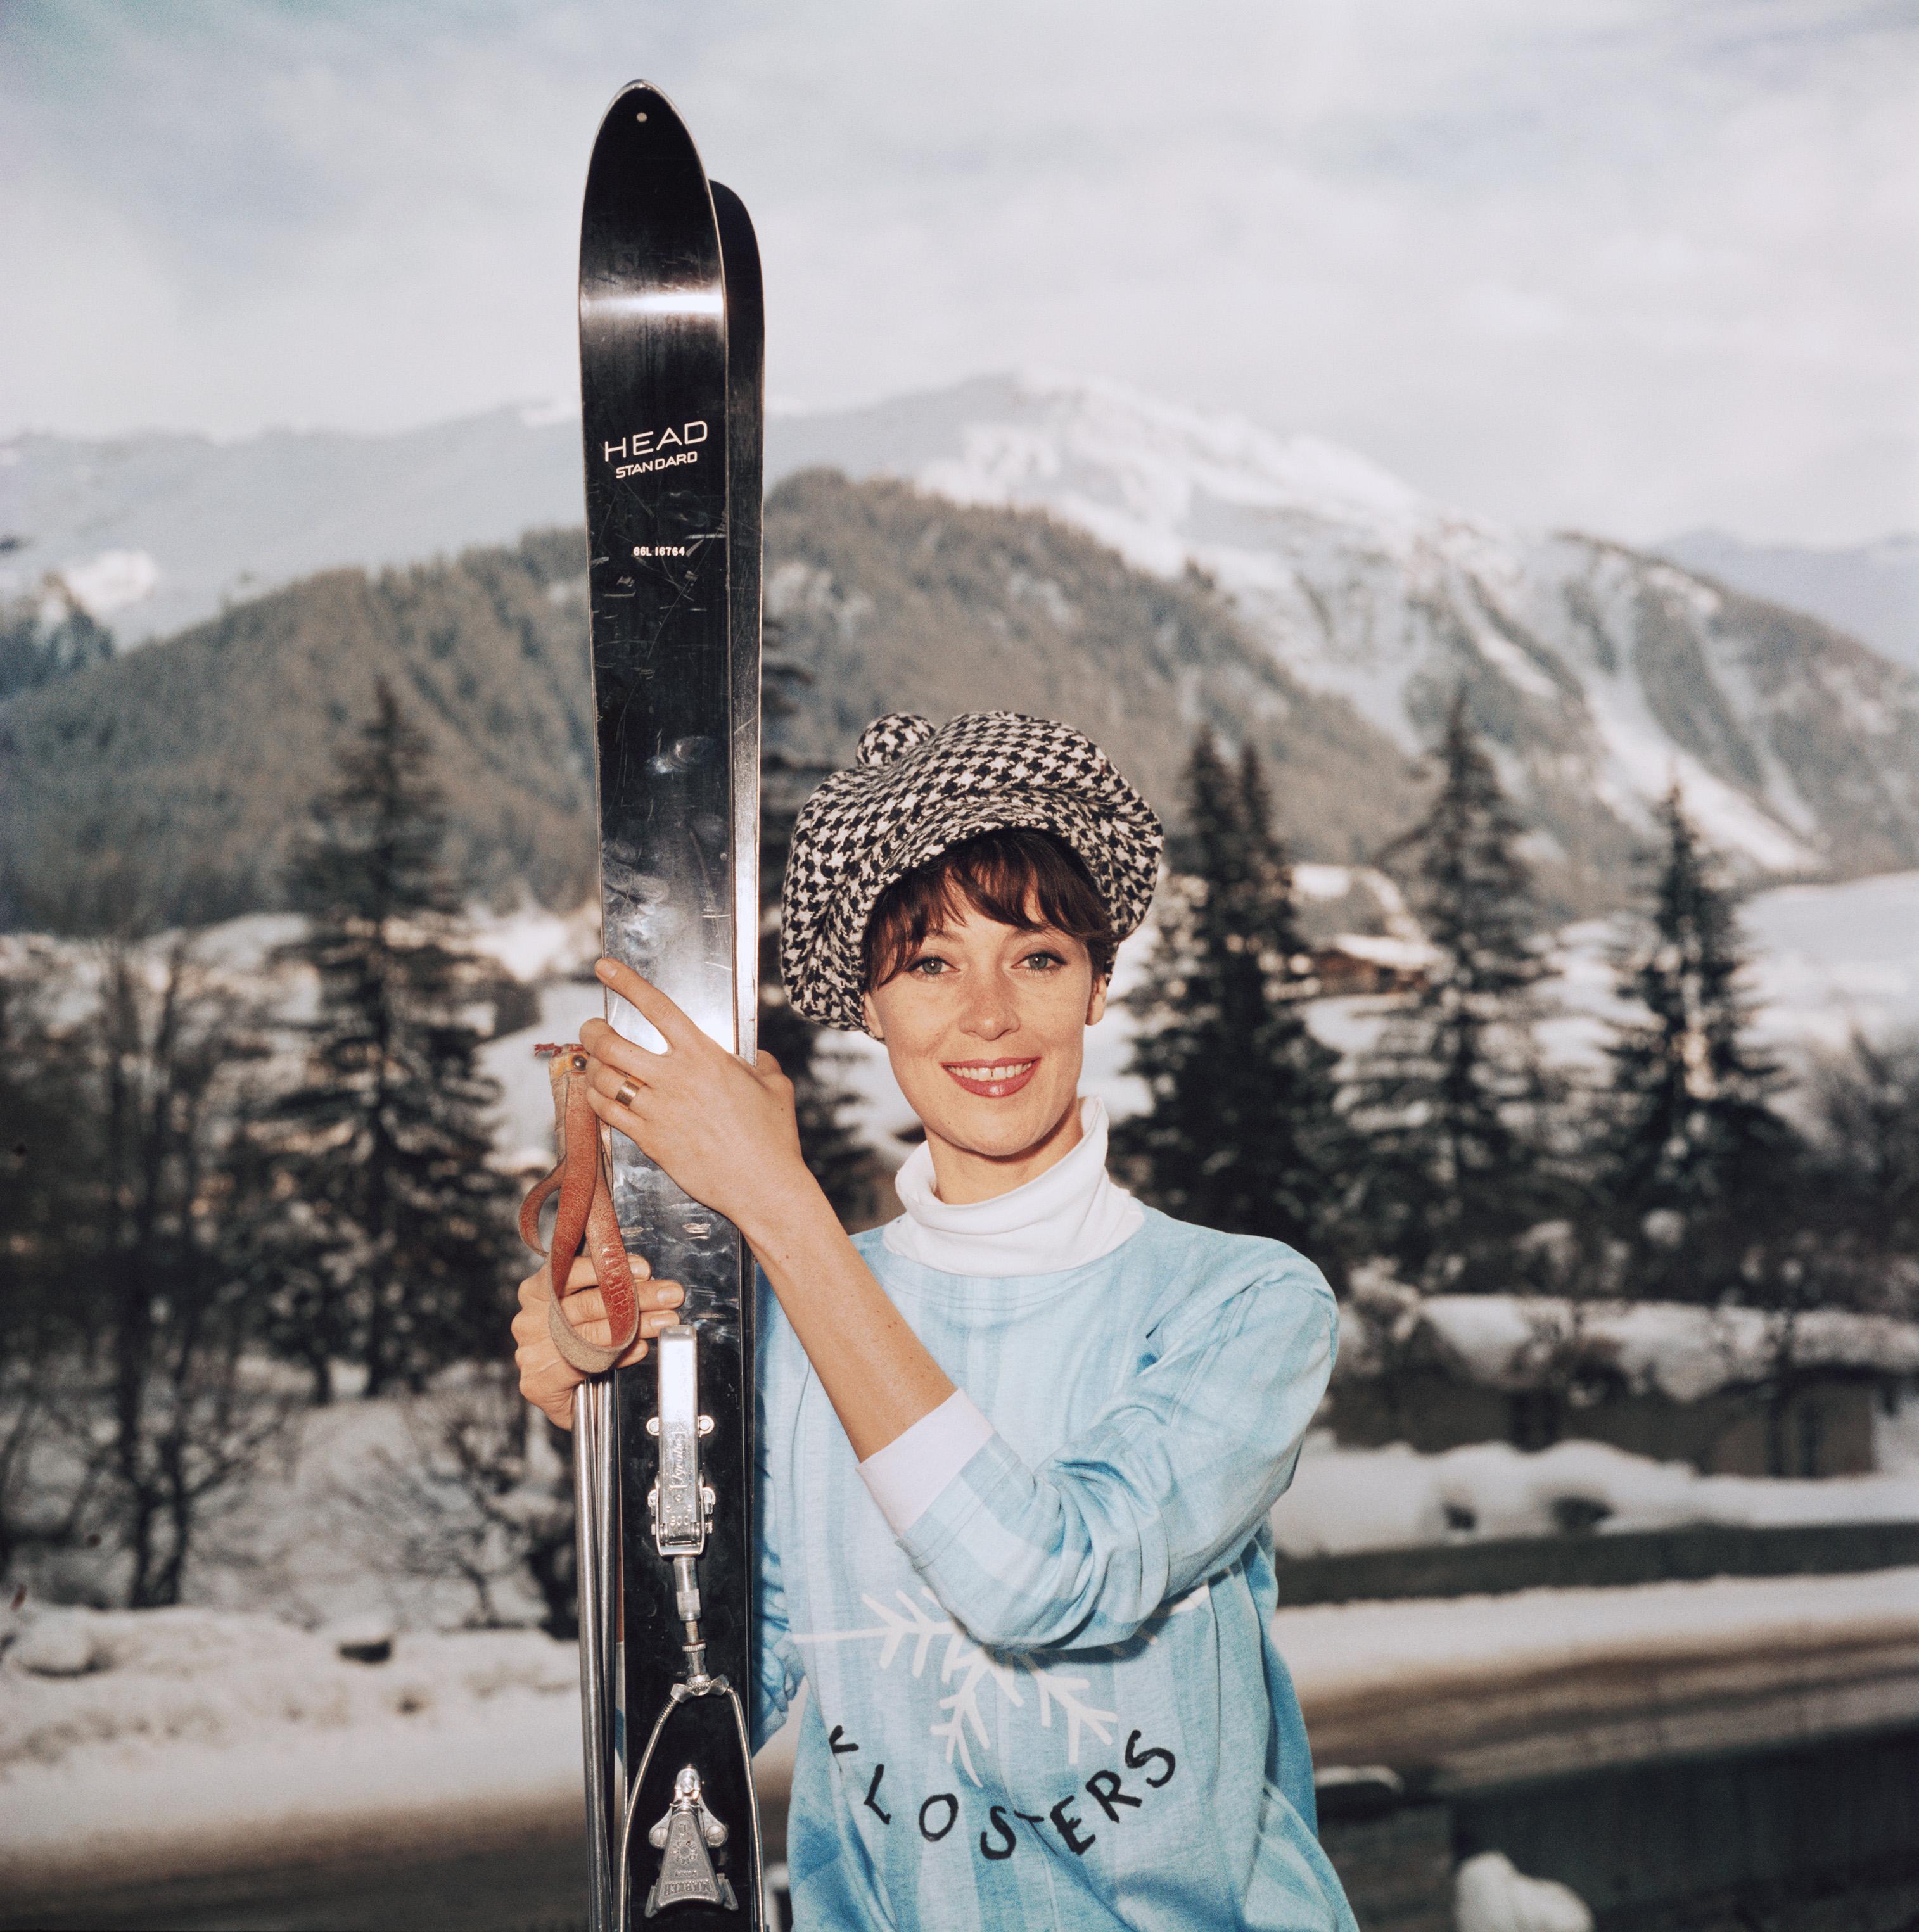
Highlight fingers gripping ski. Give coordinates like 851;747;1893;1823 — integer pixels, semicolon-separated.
524;1044;641;1374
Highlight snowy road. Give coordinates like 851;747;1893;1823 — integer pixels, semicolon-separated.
2;1832;587;1932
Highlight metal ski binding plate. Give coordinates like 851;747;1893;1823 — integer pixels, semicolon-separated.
647;1323;723;1691
646;1324;717;1558
645;1765;738;1917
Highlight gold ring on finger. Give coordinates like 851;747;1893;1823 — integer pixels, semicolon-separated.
614;1079;639;1110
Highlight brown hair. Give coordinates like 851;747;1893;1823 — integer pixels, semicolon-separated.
862;829;1118;993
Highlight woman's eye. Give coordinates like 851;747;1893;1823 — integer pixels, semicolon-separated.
1021;951;1065;971
907;956;950;977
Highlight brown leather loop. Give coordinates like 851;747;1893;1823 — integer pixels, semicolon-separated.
522;1044;641;1376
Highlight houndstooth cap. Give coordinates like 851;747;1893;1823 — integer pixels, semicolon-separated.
780;711;1163;1032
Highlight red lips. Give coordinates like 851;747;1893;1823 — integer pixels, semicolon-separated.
941;1057;1040;1099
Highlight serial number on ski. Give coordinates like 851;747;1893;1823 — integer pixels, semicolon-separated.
633;544;697;559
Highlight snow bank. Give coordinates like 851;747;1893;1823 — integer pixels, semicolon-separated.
1273;1566;1919;1710
1338;1292;1919;1402
1273;1430;1919;1556
1455;1852;1593;1932
0;1605;583;1896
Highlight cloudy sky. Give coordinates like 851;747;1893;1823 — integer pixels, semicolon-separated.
4;0;1914;543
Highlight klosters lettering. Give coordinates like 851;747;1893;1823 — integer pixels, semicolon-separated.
829;1722;1181;1873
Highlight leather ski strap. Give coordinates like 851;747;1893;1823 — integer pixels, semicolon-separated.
521;1044;642;1375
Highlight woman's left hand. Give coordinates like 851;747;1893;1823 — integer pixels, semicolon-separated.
580;956;813;1238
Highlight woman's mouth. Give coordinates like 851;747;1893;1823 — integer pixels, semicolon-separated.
942;1057;1039;1098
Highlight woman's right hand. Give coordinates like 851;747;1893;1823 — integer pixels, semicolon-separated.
513;1251;685;1430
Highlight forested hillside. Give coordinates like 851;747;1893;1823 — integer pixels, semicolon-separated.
0;530;598;929
0;472;1422;932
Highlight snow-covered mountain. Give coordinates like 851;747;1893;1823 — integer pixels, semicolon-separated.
8;375;1916;889
0;405;583;645
774;374;1919;889
1654;528;1918;673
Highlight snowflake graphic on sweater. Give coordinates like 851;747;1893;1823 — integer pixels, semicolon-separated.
793;1582;1205;1787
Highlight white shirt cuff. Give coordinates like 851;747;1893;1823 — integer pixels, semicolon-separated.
857;1390;996;1536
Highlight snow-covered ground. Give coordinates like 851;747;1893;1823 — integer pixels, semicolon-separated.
151;1389;561;1637
8;1565;1916;1902
0;1607;587;1899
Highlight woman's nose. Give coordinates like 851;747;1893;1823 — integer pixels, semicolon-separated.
959;981;1018;1040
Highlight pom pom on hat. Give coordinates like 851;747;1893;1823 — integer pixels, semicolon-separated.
857;713;939;767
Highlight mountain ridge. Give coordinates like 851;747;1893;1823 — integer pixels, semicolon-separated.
777;374;1916;893
0;476;1430;932
6;374;1915;917
1654;528;1918;671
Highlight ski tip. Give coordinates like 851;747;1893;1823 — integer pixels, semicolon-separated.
599;77;684;130
583;80;710;204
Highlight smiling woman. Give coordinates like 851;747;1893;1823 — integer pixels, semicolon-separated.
510;710;1359;1932
858;828;1116;1199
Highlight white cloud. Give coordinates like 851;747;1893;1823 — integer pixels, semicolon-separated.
2;0;1913;543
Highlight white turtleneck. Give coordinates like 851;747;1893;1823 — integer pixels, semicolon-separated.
858;1096;1143;1533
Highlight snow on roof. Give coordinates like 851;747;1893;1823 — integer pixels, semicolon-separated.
1273;1426;1919;1558
1291;863;1354;901
1317;932;1438;970
1339;1292;1919;1402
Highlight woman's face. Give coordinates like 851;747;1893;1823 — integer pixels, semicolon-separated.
862;900;1108;1203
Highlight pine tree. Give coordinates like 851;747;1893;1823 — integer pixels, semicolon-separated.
1114;730;1348;1266
0;582;114;701
760;639;878;1225
1803;1030;1919;1316
1599;785;1799;1301
1348;692;1559;1291
267;680;513;1397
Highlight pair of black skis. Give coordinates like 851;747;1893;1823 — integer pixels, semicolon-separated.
573;84;765;1930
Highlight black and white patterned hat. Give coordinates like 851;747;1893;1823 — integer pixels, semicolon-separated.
780;711;1163;1032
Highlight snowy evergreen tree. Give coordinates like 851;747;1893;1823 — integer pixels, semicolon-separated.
1114;731;1348;1267
1348;693;1560;1292
267;680;513;1397
1599;785;1799;1302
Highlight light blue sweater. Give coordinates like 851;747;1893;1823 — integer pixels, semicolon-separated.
753;1209;1360;1930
